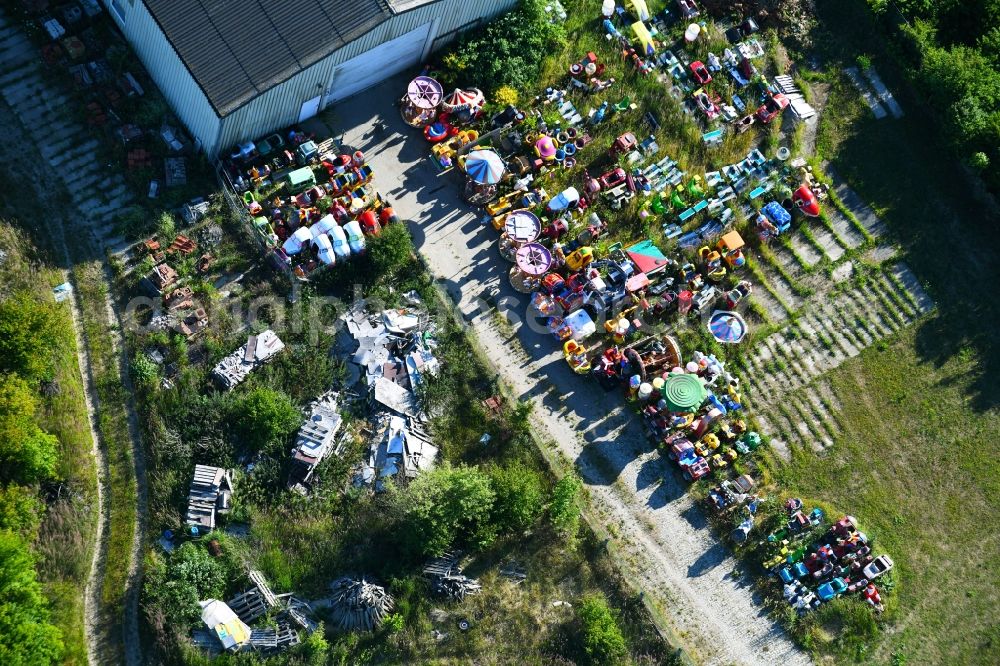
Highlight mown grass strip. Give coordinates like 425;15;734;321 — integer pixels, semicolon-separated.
744;256;797;318
757;242;814;297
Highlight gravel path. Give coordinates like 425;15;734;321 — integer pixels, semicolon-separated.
329;77;809;665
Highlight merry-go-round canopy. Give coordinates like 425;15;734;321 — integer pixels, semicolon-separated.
442;87;484;112
515;242;553;276
406;76;444;109
465;149;506;185
504;210;542;243
708;310;748;344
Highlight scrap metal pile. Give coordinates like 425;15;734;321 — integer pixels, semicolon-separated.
339;298;440;490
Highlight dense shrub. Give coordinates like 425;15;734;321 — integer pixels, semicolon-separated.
394;464;497;557
550;475;582;537
577;593;627;665
437;0;565;94
143;541;231;630
0;373;59;484
0;530;64;665
488;462;544;533
0;291;65;381
229;386;300;456
0;485;42;537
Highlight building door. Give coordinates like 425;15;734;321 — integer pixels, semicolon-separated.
325;23;433;105
299;95;322;122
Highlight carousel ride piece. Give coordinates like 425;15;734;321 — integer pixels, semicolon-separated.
402;76;443;127
509;242;552;293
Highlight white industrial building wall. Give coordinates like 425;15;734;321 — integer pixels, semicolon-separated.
104;0;221;154
212;0;517;157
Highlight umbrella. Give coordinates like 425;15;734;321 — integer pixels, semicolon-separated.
442;87;484;112
515;243;552;276
406;76;443;109
465;150;506;185
626;239;671;274
708;310;748;344
504;210;541;243
662;373;707;413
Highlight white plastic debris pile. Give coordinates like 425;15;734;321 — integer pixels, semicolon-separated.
288;391;343;489
212;329;284;390
357;413;438;491
197;600;251;652
340;300;439;414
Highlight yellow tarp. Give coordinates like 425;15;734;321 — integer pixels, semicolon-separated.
629;0;650;21
631;21;656;57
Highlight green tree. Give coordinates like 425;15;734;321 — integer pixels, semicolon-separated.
0;374;59;484
488;463;544;533
0;485;42;538
157;212;176;240
578;593;627;665
441;0;565;93
0;530;64;665
367;221;415;278
550;475;582;538
130;354;159;387
230;386;300;455
399;465;496;557
169;542;227;599
0;292;65;381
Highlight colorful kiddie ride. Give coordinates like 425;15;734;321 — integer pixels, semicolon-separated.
792;184;821;217
717;230;745;268
756;93;789;123
698;246;727;281
509;242;551;293
694;88;721;119
401;76;443;128
724;280;753;309
756;201;792;242
690;60;712;85
708;311;748;344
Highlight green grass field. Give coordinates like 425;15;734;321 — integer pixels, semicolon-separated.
755;2;1000;662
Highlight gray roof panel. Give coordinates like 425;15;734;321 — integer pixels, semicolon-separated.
143;0;394;117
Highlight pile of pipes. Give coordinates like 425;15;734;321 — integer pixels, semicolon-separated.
423;551;482;601
328;577;395;632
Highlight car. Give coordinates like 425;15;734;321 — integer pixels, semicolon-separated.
863;555;894;580
598;167;627;190
756;93;789;123
817;577;848;601
689;60;712;85
547;187;581;213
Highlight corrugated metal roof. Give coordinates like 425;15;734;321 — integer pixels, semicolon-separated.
143;0;395;117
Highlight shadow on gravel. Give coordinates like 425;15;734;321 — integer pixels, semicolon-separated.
687;541;727;578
